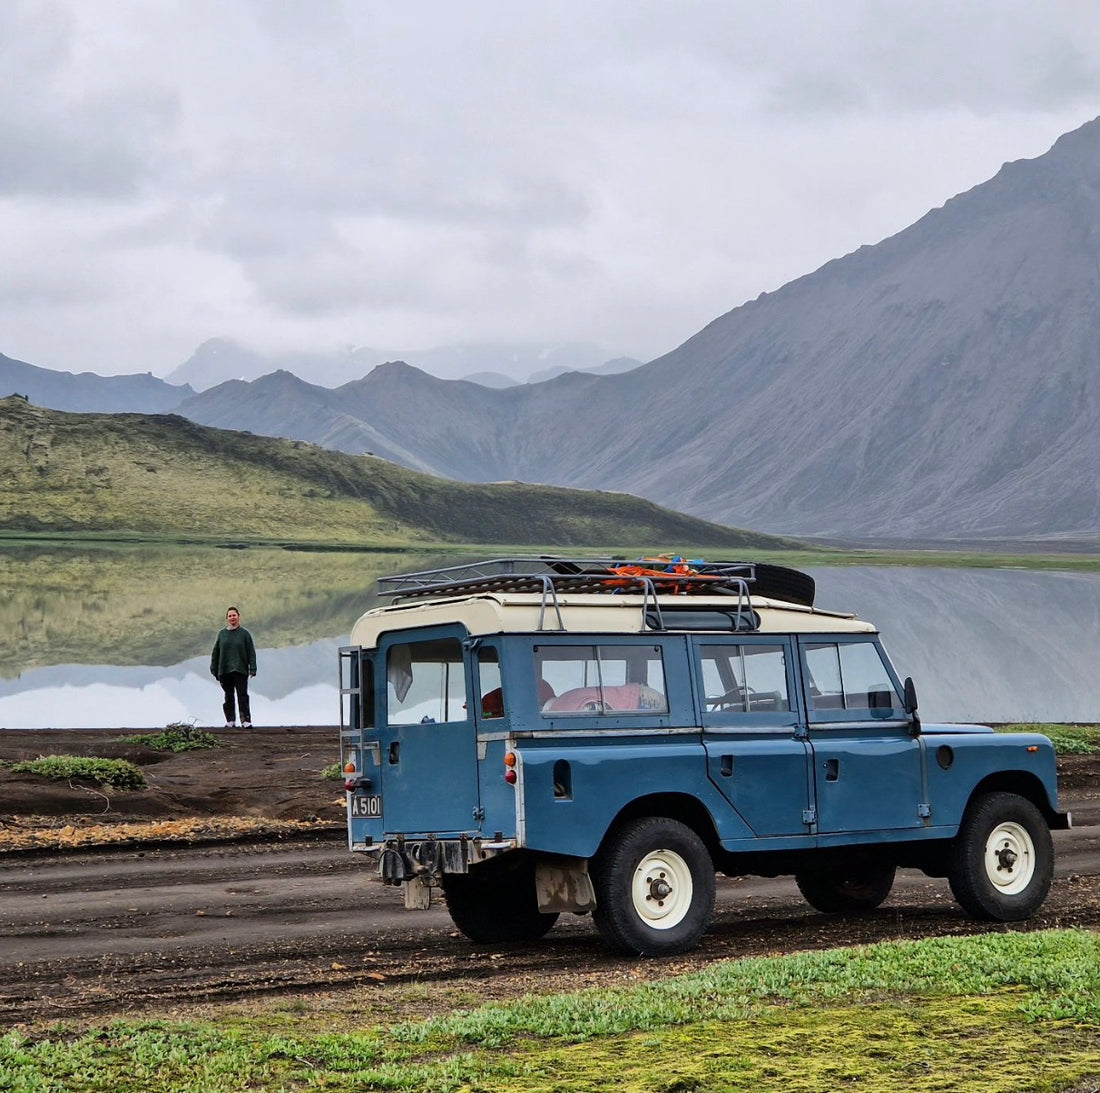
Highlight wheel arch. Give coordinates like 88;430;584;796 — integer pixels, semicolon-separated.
595;792;720;862
964;771;1069;829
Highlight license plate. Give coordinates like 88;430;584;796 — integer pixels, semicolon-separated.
350;794;382;818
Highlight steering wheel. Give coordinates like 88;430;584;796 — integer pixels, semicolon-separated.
706;685;754;710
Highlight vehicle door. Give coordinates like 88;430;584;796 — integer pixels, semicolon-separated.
376;626;481;836
799;637;925;834
693;637;812;837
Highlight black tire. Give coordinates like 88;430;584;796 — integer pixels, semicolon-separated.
795;860;896;913
948;792;1054;921
441;860;559;944
592;817;715;956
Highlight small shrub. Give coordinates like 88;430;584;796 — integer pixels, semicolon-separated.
11;755;147;790
321;762;344;780
119;722;220;752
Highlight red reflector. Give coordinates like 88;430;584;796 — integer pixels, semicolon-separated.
504;769;518;785
1026;745;1039;753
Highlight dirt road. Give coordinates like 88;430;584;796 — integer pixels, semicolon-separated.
1;729;1097;1025
3;824;1099;1025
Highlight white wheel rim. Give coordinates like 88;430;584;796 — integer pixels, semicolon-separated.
983;821;1036;895
631;848;694;930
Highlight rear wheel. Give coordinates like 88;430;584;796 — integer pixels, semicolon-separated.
441;860;559;943
948;792;1053;921
592;817;715;956
795;860;896;913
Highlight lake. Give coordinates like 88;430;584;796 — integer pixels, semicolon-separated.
0;546;1096;727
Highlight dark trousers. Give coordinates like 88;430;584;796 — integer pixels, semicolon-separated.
219;672;252;725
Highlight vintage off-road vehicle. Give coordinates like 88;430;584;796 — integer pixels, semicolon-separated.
339;557;1069;956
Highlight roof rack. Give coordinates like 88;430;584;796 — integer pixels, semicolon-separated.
376;556;774;632
378;556;759;598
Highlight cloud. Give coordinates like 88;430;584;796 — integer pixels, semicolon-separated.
1;1;1099;375
0;3;179;199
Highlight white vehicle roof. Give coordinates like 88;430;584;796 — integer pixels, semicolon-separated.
349;557;878;649
350;590;875;649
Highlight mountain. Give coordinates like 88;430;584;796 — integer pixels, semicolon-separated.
0;352;192;413
0;396;790;550
175;116;1100;541
167;338;628;390
527;355;643;384
10;118;1100;542
461;371;520;388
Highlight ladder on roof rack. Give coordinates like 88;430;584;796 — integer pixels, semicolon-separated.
375;556;765;631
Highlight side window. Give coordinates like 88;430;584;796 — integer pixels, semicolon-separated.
701;644;789;714
478;647;504;719
358;655;376;729
386;638;467;724
805;641;900;718
341;652;375;731
535;644;669;716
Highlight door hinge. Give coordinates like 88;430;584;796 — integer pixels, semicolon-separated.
472;805;485;822
802;808;817;825
917;803;931;819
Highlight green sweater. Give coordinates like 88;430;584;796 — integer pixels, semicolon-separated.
210;626;257;678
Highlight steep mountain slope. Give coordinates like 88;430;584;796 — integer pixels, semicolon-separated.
0;396;784;549
173;118;1100;540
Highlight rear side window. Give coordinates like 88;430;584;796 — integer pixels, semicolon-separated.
478;646;505;719
805;641;900;719
386;638;467;724
535;644;669;716
699;643;790;714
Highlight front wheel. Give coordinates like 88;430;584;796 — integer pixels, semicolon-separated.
948;792;1053;921
795;859;896;913
592;817;715;956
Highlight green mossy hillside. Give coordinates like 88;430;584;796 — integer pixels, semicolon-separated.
0;397;795;550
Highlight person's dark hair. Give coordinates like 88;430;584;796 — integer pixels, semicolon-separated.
226;606;240;617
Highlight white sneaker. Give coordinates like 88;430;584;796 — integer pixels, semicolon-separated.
241;721;252;728
226;722;236;728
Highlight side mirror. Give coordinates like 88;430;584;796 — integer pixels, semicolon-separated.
903;676;921;736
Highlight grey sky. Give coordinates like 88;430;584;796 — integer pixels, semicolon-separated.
2;0;1099;380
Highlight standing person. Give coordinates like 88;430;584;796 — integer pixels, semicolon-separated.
210;606;257;728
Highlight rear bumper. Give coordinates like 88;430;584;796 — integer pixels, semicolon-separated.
356;835;519;885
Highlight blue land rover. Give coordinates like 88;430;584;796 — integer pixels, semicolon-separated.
339;557;1069;956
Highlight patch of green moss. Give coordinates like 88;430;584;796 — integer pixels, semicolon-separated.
10;754;146;790
118;724;220;752
499;995;1100;1093
999;724;1100;755
6;932;1100;1092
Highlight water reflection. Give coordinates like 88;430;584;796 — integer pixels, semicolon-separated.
810;566;1100;724
0;549;1097;727
0;545;442;729
0;638;344;729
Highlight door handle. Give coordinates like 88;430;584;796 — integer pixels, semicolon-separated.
388;742;400;765
824;757;839;782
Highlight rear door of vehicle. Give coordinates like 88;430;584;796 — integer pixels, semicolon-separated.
376;626;481;835
693;636;812;837
798;637;925;834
